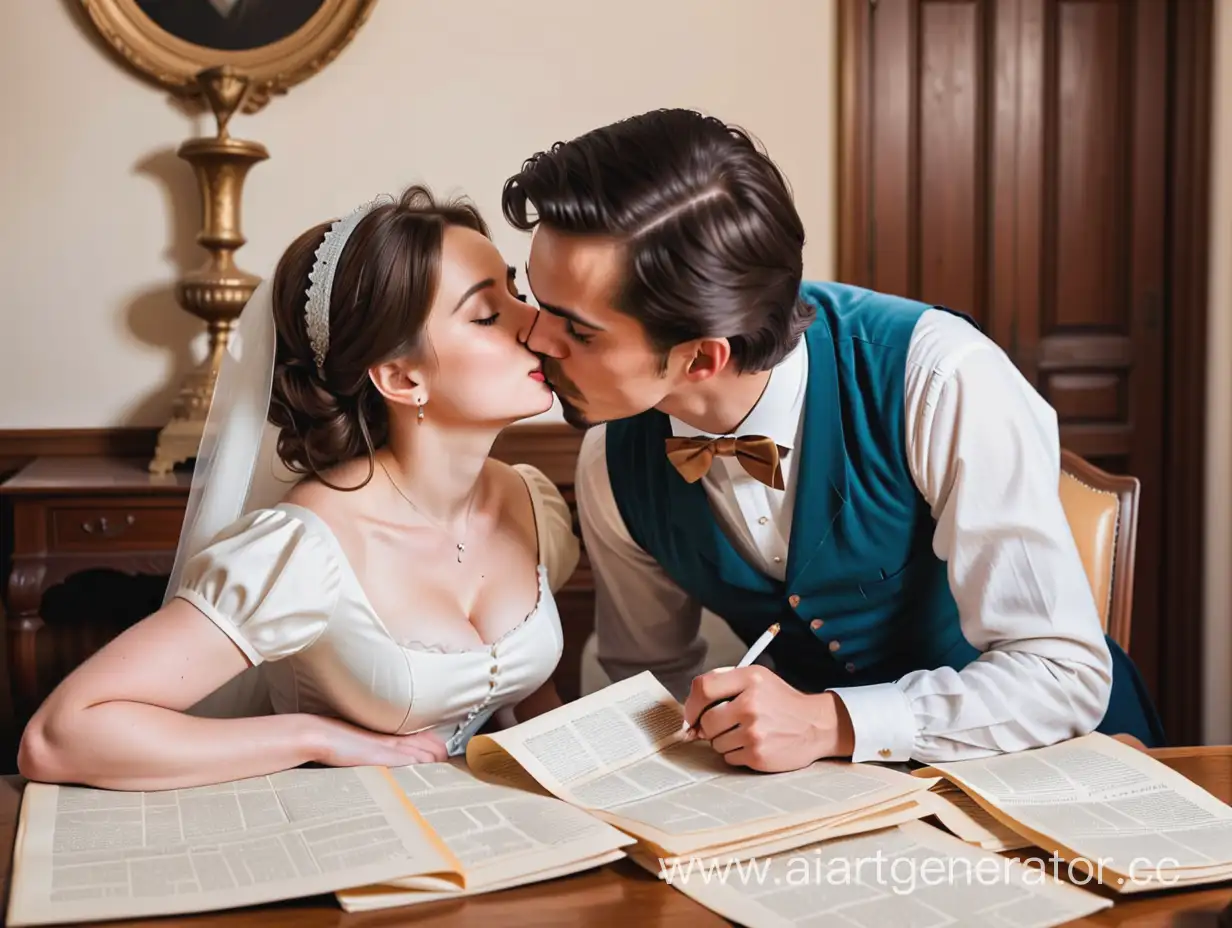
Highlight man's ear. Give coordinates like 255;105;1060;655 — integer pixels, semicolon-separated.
368;357;425;409
681;337;732;383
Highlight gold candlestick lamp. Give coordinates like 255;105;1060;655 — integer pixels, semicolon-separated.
150;66;268;475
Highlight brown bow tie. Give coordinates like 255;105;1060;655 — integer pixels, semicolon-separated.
665;434;786;490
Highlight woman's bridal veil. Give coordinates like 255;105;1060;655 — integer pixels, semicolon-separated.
159;279;292;718
163;278;291;605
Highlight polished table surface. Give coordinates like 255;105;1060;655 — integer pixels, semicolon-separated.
3;748;1232;927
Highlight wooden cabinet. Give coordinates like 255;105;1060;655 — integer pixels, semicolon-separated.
1;457;190;724
838;0;1213;743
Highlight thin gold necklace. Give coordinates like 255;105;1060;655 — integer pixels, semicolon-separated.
378;459;478;563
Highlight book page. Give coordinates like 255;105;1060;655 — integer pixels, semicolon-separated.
923;784;1032;852
6;767;461;927
924;733;1232;889
376;762;633;888
651;821;1111;928
466;671;685;796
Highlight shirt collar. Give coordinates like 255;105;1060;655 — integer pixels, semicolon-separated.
669;337;808;452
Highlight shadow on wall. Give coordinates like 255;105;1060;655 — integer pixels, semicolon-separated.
59;0;216;427
121;147;210;427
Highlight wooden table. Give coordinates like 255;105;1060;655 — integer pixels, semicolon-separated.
1;747;1230;927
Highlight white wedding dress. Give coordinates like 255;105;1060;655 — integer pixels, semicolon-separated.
171;464;578;757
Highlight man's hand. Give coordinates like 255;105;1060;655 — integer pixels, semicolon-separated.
682;666;856;772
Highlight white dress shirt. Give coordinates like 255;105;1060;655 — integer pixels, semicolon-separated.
575;308;1113;764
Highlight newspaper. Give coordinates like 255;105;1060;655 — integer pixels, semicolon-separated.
644;821;1112;928
6;766;461;926
335;760;634;910
923;733;1232;892
466;672;937;856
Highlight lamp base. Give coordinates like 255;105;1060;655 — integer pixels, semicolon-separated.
148;356;218;475
149;417;204;476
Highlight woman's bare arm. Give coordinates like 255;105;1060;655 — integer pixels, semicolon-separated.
16;599;331;790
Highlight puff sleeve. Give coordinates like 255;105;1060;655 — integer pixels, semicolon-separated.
173;508;339;665
514;464;581;594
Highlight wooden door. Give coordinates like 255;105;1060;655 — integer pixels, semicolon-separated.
838;0;1212;744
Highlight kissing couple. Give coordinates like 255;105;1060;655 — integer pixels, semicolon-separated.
19;109;1164;792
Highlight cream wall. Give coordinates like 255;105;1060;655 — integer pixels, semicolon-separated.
0;0;837;428
1204;0;1232;744
3;0;1231;740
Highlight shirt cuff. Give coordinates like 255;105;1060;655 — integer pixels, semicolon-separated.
828;683;917;763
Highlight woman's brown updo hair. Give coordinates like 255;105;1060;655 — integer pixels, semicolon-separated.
268;185;488;483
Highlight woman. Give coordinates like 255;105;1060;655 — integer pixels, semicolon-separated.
17;187;575;790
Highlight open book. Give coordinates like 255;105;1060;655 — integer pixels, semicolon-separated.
7;671;939;924
333;760;634;912
917;732;1232;892
461;672;940;857
339;671;941;912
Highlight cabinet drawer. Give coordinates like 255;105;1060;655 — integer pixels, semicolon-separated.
50;505;185;551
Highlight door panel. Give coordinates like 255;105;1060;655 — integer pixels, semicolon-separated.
839;0;1210;741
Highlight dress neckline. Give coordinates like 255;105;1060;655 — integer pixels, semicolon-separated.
270;463;549;655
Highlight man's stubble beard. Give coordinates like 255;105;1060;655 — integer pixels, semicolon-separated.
543;359;596;430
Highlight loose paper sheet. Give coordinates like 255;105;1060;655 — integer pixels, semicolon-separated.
7;767;460;926
643;821;1112;928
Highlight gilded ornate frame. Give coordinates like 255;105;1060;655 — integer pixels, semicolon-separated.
79;0;377;111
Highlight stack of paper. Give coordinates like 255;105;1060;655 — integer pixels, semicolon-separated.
461;672;940;864
923;780;1034;852
921;732;1232;892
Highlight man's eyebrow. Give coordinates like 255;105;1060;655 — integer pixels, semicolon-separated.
523;264;607;331
452;278;495;313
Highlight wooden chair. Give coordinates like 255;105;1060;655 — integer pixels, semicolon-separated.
1058;449;1139;652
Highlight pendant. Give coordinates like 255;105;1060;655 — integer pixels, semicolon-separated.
457;542;465;563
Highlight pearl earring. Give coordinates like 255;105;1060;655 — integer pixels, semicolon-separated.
417;400;425;423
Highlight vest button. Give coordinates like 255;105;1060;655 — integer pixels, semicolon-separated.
845;662;857;673
810;619;823;630
828;640;841;652
788;594;801;608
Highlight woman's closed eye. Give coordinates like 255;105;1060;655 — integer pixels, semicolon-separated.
472;293;504;326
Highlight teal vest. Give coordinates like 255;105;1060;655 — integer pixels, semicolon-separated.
606;282;980;692
605;280;1167;749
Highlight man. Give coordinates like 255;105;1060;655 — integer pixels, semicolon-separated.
504;108;1164;770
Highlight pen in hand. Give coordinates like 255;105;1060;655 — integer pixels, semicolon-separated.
683;622;780;739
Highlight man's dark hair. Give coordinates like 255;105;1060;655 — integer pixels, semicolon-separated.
502;108;814;373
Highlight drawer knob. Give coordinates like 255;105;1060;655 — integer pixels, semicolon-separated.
82;514;136;537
